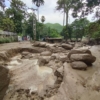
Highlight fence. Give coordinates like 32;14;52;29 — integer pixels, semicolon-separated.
0;30;17;36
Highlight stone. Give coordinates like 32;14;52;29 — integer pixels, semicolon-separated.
71;61;87;70
61;43;73;50
57;66;64;76
33;42;40;47
68;49;92;58
39;42;46;47
70;54;96;64
40;51;52;56
58;56;68;62
38;56;50;66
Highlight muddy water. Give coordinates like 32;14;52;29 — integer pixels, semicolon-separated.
4;54;57;99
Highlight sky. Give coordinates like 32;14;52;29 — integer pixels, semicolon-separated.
5;0;95;25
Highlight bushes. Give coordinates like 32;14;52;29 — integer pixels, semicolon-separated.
0;37;17;44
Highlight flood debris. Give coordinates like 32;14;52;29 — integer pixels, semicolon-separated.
0;42;100;100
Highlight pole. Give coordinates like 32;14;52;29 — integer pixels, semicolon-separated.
38;7;39;21
33;13;36;42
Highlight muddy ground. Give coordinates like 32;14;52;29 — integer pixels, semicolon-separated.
0;41;100;100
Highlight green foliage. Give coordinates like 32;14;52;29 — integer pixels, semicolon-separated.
45;23;63;33
0;37;17;44
85;20;100;38
71;18;90;39
1;18;15;32
5;0;26;33
32;0;44;7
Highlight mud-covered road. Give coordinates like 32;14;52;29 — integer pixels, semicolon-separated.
0;42;100;100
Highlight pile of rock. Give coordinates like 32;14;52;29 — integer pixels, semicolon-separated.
68;49;96;70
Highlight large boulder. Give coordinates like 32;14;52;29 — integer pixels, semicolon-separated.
61;43;73;50
71;61;87;70
0;65;10;100
40;51;52;56
68;49;92;58
70;54;96;64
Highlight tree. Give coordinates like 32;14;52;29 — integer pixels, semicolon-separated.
0;11;5;27
32;0;44;21
56;0;81;26
56;0;82;40
41;16;45;23
1;18;15;32
85;20;100;38
72;0;100;20
5;0;26;33
0;0;5;9
71;18;90;40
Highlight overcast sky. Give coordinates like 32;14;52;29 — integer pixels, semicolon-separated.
5;0;95;25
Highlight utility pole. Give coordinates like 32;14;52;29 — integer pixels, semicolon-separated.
28;8;37;42
33;13;36;41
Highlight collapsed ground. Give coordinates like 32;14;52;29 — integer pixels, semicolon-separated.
0;41;100;100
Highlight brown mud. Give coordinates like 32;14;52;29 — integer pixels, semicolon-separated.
0;42;100;100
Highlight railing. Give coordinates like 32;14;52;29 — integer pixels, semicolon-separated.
0;30;17;36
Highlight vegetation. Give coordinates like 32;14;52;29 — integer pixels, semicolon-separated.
0;0;100;42
45;23;63;33
0;37;17;44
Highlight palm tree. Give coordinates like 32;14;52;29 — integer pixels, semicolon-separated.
56;0;72;27
32;0;44;21
41;15;45;23
40;15;45;39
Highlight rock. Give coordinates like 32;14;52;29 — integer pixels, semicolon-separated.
61;43;73;50
68;49;92;58
70;54;96;64
39;42;46;47
33;42;40;47
38;56;50;66
57;66;64;76
40;51;52;56
71;61;87;70
0;65;10;100
58;56;68;62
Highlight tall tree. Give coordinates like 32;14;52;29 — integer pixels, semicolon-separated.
41;15;45;23
32;0;44;21
72;0;100;20
0;0;5;9
56;0;81;26
5;0;26;33
71;18;90;39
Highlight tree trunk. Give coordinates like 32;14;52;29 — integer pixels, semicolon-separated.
65;9;69;40
63;12;65;26
66;9;68;26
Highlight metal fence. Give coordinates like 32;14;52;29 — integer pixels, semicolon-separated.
0;30;17;36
